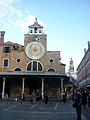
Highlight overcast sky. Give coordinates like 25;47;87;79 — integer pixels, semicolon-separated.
0;0;90;72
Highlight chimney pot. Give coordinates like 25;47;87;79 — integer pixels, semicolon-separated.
88;41;90;48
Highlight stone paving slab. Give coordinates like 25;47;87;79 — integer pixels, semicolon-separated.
0;101;87;120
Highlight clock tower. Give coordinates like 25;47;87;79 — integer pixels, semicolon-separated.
24;18;47;59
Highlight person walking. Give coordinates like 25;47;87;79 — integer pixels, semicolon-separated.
82;89;88;109
0;93;2;102
74;88;82;120
44;91;49;104
62;91;67;103
31;90;36;104
22;93;25;101
88;92;90;107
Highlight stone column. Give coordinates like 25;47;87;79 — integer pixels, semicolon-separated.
41;78;44;99
22;78;25;95
58;81;61;98
2;77;6;99
61;78;64;98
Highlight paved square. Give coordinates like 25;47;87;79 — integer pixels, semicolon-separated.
0;101;87;120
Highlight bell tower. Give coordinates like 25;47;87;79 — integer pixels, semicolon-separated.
24;18;47;50
68;58;74;73
28;18;44;34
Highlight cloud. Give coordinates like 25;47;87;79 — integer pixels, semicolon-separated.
0;0;45;33
0;0;14;5
0;0;22;29
13;15;35;32
0;0;20;6
14;15;45;33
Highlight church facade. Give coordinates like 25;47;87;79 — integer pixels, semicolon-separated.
0;18;70;99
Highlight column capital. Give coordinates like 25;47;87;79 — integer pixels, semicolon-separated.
22;77;25;80
3;77;6;80
42;77;44;80
61;78;64;81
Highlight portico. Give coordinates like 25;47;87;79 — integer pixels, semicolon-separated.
0;71;70;99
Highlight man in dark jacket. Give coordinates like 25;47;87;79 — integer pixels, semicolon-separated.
74;88;82;120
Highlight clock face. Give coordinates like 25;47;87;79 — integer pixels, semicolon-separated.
25;42;45;59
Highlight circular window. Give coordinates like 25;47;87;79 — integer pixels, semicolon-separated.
16;59;20;63
49;59;54;63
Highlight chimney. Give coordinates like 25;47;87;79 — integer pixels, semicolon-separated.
84;48;86;54
88;41;90;48
0;31;5;45
0;31;5;40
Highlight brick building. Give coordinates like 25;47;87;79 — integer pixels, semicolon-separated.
77;41;90;90
0;18;70;99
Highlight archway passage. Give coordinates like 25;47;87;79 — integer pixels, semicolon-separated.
25;78;42;95
5;78;22;98
4;77;42;98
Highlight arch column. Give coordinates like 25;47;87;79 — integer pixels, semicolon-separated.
22;78;25;95
41;78;44;99
2;77;6;99
61;78;64;98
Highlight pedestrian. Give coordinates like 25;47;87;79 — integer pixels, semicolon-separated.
44;91;49;104
0;93;2;102
0;93;2;99
88;92;90;107
22;93;25;101
82;89;88;109
62;91;67;103
36;89;40;101
5;93;8;104
31;90;36;104
73;88;82;120
5;93;8;99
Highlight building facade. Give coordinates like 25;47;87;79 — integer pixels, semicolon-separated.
77;41;90;90
0;18;70;99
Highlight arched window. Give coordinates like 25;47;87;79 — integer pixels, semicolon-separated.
14;68;22;71
48;68;55;72
27;61;43;71
27;62;32;71
33;61;37;71
38;62;42;71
